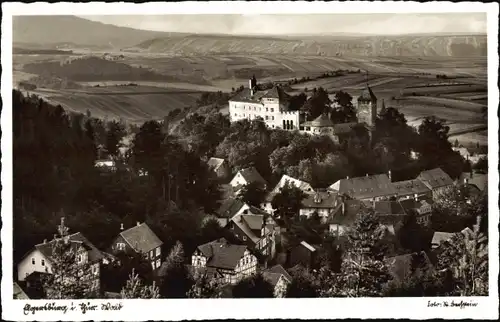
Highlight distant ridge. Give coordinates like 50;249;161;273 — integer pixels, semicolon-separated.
13;15;487;57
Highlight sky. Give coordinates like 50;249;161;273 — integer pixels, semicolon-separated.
79;13;487;36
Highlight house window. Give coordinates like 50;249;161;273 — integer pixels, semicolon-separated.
156;247;161;257
271;108;274;112
156;259;161;268
150;250;154;258
77;254;82;263
31;258;35;265
152;261;156;270
272;116;275;120
265;116;269;120
41;259;45;266
117;242;125;251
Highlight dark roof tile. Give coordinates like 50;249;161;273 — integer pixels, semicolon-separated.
120;223;162;253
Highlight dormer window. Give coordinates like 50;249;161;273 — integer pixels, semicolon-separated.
31;258;35;265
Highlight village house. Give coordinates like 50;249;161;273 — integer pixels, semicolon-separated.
452;146;487;165
327;199;367;237
229;166;268;191
17;218;104;295
262;174;315;214
373;200;408;235
94;159;116;171
288;241;318;269
262;265;292;298
458;172;488;197
299;191;341;222
399;196;434;226
392;178;432;200
328;172;397;202
207;157;230;179
431;231;455;249
229;76;300;130
215;198;250;218
417;168;454;199
109;222;163;271
191;238;258;285
385;251;435;283
228;207;280;258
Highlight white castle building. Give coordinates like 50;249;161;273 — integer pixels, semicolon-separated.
229;77;381;139
228;76;300;130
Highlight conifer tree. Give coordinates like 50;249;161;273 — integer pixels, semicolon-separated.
120;269;160;299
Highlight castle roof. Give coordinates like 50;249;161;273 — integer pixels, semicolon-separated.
358;85;377;102
229;85;291;105
302;113;335;128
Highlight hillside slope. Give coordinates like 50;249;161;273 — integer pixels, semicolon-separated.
13;15;173;49
129;34;487;57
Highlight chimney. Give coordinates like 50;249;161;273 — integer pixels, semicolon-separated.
346;176;349;180
388;170;392;182
136;221;141;227
464;178;469;185
120;223;124;231
366;173;369;177
43;239;47;244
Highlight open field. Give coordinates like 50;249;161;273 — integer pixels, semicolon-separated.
25;86;205;123
12;51;487;146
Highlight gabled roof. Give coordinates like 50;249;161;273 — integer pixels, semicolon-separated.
392;179;431;197
301;191;339;209
374;201;406;216
267;264;292;282
358;84;377;102
216;198;247;218
302;114;334;128
229;85;291;104
417;168;454;189
262;271;284;287
14;282;29;299
236;167;267;187
34;232;104;263
329;174;396;200
327;200;366;225
399;197;434;213
196;238;249;270
431;231;455;246
230;214;262;244
120;223;162;253
459;172;488;192
272;175;314;194
207;157;225;171
385;251;434;282
300;241;317;252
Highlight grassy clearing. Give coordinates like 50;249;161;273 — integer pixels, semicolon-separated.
30;86;204;123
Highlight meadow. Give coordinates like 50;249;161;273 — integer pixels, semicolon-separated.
13;52;487;144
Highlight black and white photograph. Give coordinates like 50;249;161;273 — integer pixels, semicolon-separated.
1;1;499;321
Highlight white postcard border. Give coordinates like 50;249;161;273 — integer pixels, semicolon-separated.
1;2;499;321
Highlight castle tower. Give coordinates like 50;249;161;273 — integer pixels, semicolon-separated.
356;84;377;127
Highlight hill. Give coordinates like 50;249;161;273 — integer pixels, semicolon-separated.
13;15;171;49
22;56;181;82
129;34;487;57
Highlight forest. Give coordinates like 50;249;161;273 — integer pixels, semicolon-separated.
13;88;484;298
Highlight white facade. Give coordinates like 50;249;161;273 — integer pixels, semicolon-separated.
18;249;52;281
230;172;249;187
299;208;331;221
229;98;300;130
